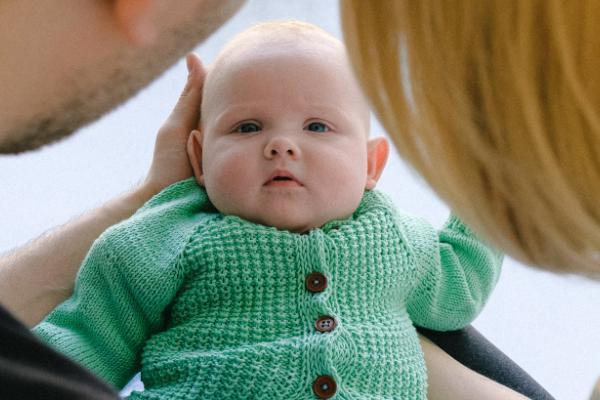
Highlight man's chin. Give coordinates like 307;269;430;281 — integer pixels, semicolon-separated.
1;1;246;155
0;100;104;154
0;117;75;154
1;51;151;155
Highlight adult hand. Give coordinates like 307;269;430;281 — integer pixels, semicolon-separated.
141;52;206;196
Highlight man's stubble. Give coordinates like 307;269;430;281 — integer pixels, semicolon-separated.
0;0;243;154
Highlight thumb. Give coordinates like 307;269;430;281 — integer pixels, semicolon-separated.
164;52;206;131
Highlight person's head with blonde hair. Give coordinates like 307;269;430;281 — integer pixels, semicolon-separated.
341;0;600;277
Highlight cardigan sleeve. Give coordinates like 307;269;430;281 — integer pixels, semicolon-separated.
32;234;185;389
32;178;210;389
404;214;503;331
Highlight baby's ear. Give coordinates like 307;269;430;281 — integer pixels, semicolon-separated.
365;137;389;190
187;129;205;186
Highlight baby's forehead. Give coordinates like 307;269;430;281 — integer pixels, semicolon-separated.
200;21;370;133
220;21;343;58
206;25;345;79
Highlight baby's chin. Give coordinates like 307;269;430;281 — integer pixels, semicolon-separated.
215;199;352;233
253;214;316;234
250;211;347;234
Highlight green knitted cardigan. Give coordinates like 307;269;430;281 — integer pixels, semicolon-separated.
34;178;502;399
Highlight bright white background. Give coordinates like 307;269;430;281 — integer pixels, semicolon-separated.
1;2;599;399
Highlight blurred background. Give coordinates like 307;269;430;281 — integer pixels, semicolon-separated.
1;1;598;399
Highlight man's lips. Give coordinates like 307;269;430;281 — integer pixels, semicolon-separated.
264;170;303;187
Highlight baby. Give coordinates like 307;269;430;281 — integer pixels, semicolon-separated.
34;22;502;399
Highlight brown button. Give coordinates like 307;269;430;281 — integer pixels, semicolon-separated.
305;272;327;293
315;316;337;333
313;375;337;399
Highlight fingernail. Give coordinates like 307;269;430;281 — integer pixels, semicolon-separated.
186;54;194;75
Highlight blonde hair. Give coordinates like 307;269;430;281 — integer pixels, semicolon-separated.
342;0;600;277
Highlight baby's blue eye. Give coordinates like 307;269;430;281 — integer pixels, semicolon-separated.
306;122;329;133
236;122;261;133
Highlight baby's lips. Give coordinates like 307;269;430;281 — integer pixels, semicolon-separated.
264;169;303;186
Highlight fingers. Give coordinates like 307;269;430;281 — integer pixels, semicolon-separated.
164;52;206;132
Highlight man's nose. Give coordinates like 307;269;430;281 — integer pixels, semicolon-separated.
264;136;300;159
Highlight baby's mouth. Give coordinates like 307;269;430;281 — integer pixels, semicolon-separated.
264;170;303;187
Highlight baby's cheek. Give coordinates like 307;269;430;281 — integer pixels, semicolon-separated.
318;157;366;219
210;150;252;183
327;152;367;187
208;153;256;210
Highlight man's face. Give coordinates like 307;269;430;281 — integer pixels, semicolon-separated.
0;0;244;153
199;41;372;232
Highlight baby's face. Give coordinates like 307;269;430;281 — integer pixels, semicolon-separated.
196;41;375;232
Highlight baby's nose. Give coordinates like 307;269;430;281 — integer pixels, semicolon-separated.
264;137;300;159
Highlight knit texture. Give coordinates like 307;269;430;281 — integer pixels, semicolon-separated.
34;178;502;399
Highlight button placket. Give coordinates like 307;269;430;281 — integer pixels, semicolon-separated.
303;232;339;399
